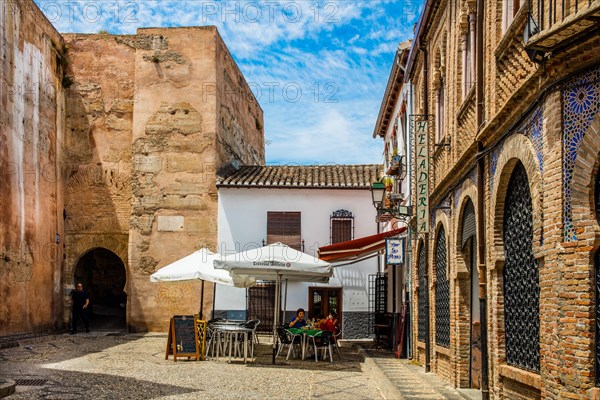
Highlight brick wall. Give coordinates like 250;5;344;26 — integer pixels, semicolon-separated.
407;0;600;398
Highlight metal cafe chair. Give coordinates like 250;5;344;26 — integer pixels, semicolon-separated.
312;330;334;362
333;327;342;359
276;327;301;360
244;319;261;345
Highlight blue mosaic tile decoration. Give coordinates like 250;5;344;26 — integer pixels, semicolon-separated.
489;144;502;192
563;66;600;242
441;195;451;217
454;187;461;214
522;107;544;177
468;167;478;185
489;105;543;194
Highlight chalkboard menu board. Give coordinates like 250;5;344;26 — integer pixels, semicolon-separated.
165;315;200;361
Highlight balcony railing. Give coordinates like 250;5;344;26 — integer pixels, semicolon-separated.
526;0;600;51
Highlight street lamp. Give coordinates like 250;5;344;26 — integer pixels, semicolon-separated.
371;181;386;210
370;180;413;221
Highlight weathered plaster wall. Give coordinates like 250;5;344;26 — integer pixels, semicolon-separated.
0;0;66;335
60;33;135;326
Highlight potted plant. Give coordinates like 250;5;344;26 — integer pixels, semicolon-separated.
382;176;395;192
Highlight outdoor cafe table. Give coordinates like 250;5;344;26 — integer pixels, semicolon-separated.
287;328;322;360
212;324;253;364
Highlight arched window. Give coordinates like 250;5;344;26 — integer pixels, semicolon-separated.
462;13;476;98
330;209;354;244
435;226;450;347
436;77;446;143
502;0;522;33
418;241;427;342
503;162;540;371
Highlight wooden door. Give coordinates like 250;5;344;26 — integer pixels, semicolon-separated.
308;287;342;333
470;238;482;389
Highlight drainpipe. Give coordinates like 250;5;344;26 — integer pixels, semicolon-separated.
407;83;414;360
420;43;431;374
476;0;489;395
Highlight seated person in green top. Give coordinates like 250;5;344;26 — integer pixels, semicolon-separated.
289;308;307;328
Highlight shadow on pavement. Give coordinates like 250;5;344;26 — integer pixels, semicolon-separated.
4;369;199;400
0;334;199;399
244;343;365;372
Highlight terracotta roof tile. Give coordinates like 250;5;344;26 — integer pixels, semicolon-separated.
217;164;383;189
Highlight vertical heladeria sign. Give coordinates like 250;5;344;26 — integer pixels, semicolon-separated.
413;116;429;233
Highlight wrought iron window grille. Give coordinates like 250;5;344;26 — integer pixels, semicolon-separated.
435;227;450;348
503;163;540;372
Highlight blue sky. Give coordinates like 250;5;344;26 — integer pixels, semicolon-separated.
36;0;422;165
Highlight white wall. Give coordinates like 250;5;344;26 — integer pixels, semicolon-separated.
215;187;379;313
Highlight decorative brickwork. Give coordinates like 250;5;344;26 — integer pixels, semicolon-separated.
562;66;600;241
405;0;599;396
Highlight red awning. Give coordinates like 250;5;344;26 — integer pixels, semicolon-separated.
318;227;407;263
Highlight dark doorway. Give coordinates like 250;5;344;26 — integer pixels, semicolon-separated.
461;199;481;388
247;281;275;333
74;248;126;331
308;287;342;335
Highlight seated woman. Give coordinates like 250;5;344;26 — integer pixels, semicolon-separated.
322;312;339;338
314;313;326;329
288;308;307;328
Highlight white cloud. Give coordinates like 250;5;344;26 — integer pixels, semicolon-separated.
34;0;421;165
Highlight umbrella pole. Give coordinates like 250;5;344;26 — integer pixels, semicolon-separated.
272;273;281;364
200;280;205;320
283;279;288;325
212;282;216;320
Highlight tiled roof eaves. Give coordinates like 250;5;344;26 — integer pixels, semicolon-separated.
216;184;373;190
216;164;383;188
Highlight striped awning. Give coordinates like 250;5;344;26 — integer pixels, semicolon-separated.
318;227;407;263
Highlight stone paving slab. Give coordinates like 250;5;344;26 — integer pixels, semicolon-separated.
361;349;470;400
0;333;385;399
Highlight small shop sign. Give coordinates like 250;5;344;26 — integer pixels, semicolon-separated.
386;238;404;265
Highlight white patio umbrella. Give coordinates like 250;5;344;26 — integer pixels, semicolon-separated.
150;248;255;319
214;242;333;363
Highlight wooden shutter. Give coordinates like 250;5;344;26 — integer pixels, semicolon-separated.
267;212;301;250
331;219;352;244
461;200;476;249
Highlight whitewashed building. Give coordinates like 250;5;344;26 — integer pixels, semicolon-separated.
371;40;414;354
214;164;383;339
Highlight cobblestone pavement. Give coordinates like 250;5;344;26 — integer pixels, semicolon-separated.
0;333;385;399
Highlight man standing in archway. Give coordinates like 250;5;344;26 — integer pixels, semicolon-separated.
70;283;90;334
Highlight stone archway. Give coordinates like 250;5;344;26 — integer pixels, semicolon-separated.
73;248;127;330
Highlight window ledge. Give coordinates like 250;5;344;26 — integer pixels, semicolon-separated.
434;344;451;357
498;364;541;390
495;6;528;61
457;87;476;121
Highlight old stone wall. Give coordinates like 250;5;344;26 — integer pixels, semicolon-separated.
60;33;135;327
1;0;265;336
215;31;264;169
126;27;264;332
0;0;66;335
